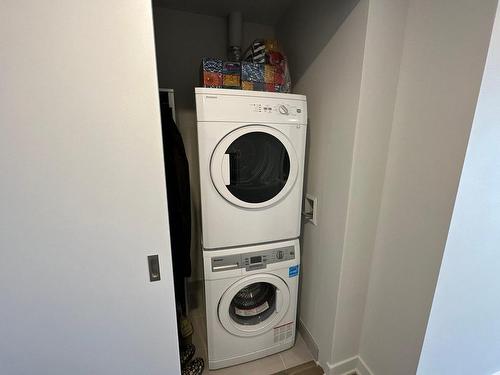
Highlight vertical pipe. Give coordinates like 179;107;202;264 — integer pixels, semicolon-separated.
228;11;243;61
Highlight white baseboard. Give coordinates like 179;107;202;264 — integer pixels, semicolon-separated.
356;356;374;375
327;355;374;375
297;319;319;361
327;356;358;375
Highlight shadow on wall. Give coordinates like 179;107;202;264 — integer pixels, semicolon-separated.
297;118;312;317
153;7;274;109
276;0;361;82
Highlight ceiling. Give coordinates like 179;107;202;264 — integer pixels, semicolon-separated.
152;0;294;25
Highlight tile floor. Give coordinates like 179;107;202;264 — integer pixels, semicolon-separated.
188;284;317;375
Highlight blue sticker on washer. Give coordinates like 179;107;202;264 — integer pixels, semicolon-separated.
289;265;299;277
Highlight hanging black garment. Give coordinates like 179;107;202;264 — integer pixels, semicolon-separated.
159;92;191;313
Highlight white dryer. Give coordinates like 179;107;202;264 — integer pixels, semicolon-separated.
203;239;300;369
195;88;307;249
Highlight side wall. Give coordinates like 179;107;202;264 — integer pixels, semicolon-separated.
417;3;500;374
330;0;409;367
359;0;498;374
292;1;368;368
283;0;498;373
276;0;360;81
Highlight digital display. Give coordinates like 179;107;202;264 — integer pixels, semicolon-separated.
250;256;262;264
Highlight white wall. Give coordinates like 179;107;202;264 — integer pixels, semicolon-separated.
152;7;274;281
358;0;498;374
0;1;180;374
292;1;368;368
330;0;409;367
417;4;500;374
276;0;360;81
285;0;498;373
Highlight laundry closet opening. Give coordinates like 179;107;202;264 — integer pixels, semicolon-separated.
150;1;322;373
150;0;367;373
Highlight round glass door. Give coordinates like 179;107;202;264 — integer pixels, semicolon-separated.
218;274;290;337
229;282;277;325
211;125;298;209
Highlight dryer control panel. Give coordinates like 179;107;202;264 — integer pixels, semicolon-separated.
211;245;296;272
196;89;307;125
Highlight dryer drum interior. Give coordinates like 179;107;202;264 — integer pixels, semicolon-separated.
229;282;277;325
226;132;290;204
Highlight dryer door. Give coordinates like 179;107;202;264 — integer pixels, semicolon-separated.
218;273;291;337
210;125;298;209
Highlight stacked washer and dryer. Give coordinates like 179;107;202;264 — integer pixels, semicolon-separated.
195;88;307;369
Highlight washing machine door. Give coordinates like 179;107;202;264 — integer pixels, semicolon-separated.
210;125;298;209
218;273;291;337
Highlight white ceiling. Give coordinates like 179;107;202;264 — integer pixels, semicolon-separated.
152;0;294;25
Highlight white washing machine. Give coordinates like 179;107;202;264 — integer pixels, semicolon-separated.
203;239;300;369
195;88;307;249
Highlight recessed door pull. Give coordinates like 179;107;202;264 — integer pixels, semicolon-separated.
148;255;161;282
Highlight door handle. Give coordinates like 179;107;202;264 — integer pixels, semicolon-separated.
222;153;230;185
213;264;239;271
148;255;161;282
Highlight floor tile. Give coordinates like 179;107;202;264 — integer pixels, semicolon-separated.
204;353;285;375
279;334;314;369
272;361;324;375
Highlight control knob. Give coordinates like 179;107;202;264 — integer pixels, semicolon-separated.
278;105;289;115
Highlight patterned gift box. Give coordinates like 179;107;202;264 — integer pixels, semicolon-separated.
264;65;275;84
265;83;281;92
241;62;264;83
203;71;222;88
241;81;254;91
223;74;240;88
274;65;285;85
201;58;223;88
223;61;241;75
202;58;223;72
253;82;266;91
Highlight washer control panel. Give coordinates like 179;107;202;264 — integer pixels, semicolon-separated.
211;245;296;272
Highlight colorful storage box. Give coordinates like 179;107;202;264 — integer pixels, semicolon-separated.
264;65;275;84
222;62;241;88
202;58;223;88
265;83;281;92
253;82;265;91
241;81;254;91
223;61;240;75
241;62;264;83
202;58;223;73
223;74;240;88
201;54;289;93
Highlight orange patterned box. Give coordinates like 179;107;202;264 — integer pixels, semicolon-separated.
241;81;254;90
223;74;240;88
203;71;222;87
